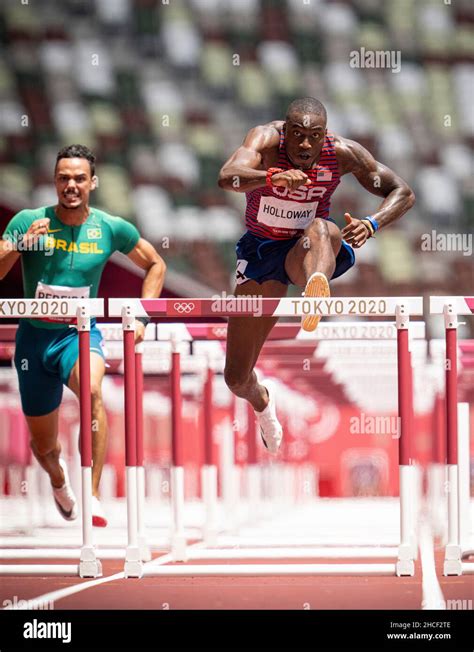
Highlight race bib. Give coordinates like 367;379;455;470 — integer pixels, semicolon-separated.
257;196;318;231
34;283;91;323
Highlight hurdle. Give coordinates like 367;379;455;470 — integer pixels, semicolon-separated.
93;323;154;562
429;296;474;576
109;296;424;577
157;322;425;544
189;322;426;559
0;298;104;577
0;321;156;561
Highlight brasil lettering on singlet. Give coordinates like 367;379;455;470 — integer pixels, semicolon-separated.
2;206;140;329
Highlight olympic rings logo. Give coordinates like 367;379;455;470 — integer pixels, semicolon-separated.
173;302;196;314
211;327;227;338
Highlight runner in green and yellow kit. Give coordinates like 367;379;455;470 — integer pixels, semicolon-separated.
0;145;166;526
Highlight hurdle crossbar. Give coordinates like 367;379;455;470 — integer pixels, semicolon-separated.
108;297;423;319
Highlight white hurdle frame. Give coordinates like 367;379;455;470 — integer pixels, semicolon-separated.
108;296;424;578
0;299;104;577
429;296;474;576
0;322;156;564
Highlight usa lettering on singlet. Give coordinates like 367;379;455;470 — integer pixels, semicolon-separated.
245;132;341;240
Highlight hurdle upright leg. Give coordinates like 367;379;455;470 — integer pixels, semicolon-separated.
122;305;143;578
443;304;463;575
396;304;416;576
77;303;103;578
170;333;187;561
427;392;447;539
135;343;151;561
457;403;473;566
201;363;219;547
244;402;262;523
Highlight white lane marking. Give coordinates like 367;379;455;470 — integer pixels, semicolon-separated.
4;543;203;610
420;521;446;610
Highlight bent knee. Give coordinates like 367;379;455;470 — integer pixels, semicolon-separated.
305;218;330;240
305;219;342;255
330;227;342;255
224;366;251;392
90;382;103;400
30;439;59;458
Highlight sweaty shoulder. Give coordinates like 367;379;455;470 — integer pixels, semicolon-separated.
333;135;368;176
244;121;282;153
2;207;50;240
91;208;140;255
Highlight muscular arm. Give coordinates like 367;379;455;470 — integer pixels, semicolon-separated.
126;237;166;343
127;238;166;298
217;123;281;193
337;137;415;229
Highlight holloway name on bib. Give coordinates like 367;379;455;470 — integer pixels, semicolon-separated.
257;196;318;231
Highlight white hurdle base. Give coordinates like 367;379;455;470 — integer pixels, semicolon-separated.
80;467;102;578
144;563;397;577
427;463;447;540
443;404;472;576
396;465;417;576
201;465;218;547
215;536;400;548
124;467;143;578
0;565;79;576
170;466;187;562
137;466;152;562
0;549;123;560
79;545;103;578
184;547;399;560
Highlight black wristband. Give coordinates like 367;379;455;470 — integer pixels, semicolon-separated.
136;316;151;327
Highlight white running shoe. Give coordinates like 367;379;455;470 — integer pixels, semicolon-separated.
52;458;78;521
255;380;283;455
92;496;108;528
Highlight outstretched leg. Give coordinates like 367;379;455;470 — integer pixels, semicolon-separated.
224;279;286;411
224;280;287;453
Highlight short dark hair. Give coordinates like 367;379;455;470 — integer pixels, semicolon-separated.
55;144;96;176
286;97;327;123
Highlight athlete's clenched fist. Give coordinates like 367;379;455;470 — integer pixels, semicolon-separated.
270;169;311;191
22;218;51;248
